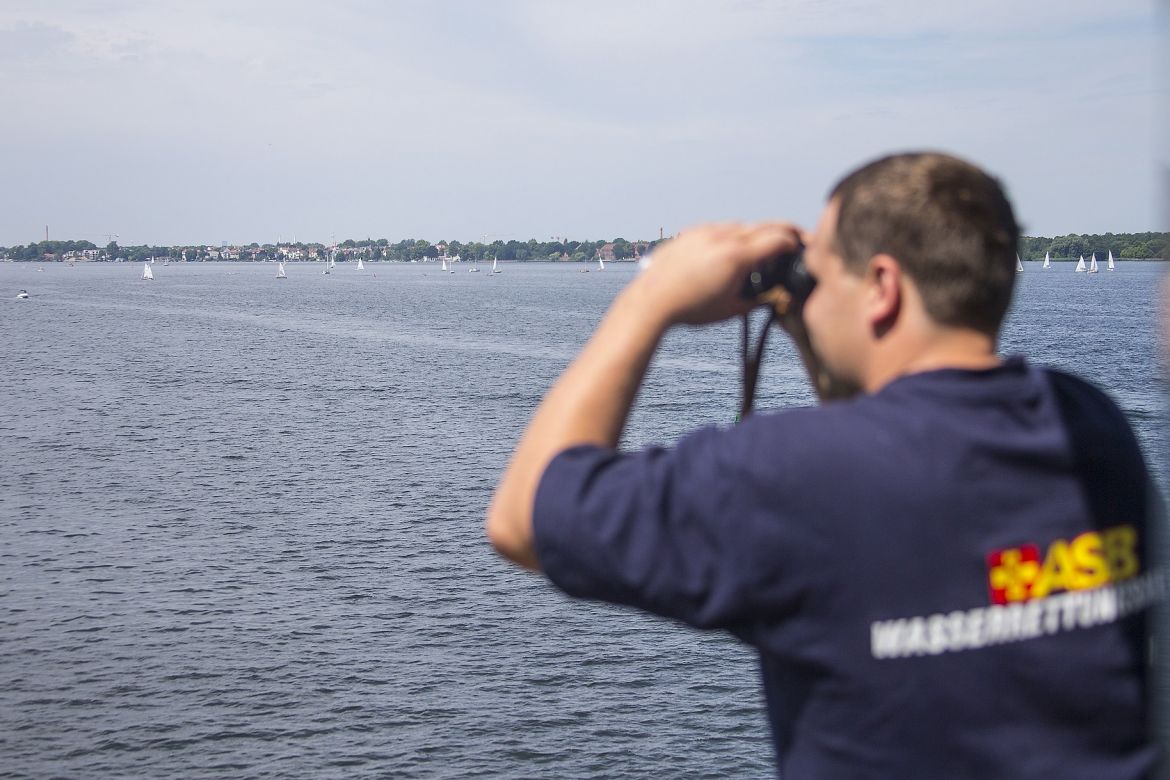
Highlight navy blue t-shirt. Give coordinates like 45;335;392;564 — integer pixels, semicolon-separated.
532;358;1161;778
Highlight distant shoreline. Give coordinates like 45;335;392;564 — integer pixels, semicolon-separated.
2;231;1166;264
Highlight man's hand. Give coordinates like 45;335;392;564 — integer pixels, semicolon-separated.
633;223;803;327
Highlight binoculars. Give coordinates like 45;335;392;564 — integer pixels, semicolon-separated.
740;245;816;307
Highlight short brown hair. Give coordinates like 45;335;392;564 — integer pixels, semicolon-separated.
830;152;1019;336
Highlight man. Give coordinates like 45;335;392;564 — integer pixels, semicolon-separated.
486;152;1161;777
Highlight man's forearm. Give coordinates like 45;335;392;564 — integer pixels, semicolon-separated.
486;222;801;569
486;283;671;569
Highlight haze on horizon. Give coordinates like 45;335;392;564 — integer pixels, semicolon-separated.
0;0;1164;248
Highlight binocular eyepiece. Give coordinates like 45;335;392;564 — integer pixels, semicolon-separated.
740;245;816;307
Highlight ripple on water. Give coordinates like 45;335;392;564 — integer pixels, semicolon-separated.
0;261;1166;777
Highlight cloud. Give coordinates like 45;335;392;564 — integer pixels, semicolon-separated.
0;20;74;67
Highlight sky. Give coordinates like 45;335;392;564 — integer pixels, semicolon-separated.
0;0;1165;247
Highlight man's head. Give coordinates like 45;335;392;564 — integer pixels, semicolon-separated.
800;152;1020;392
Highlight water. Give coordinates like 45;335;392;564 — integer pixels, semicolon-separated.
1;260;1166;778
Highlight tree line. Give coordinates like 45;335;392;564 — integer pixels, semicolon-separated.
0;237;661;263
1018;232;1166;260
3;232;1166;262
331;237;658;263
2;239;99;260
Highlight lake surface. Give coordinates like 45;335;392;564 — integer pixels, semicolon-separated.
1;259;1167;778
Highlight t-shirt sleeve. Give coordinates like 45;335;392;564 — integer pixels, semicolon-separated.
532;424;804;635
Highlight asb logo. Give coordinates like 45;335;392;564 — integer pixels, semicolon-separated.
987;525;1139;605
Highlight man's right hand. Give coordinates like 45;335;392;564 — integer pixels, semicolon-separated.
631;222;804;328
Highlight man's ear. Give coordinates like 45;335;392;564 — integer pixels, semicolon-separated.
866;253;902;337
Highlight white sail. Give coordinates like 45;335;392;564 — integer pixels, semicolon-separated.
1088;253;1098;273
357;258;365;270
598;255;606;271
441;257;448;272
1015;254;1023;273
1107;250;1116;271
492;256;500;274
142;263;153;280
1043;252;1051;269
277;261;287;279
1075;255;1086;273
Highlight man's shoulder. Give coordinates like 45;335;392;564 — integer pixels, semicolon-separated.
740;388;912;440
1037;366;1148;480
1041;367;1131;422
717;395;897;473
677;361;1141;477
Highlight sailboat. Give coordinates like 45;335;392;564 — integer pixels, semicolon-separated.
491;256;501;274
1087;253;1099;274
1075;255;1086;273
441;257;449;273
469;258;480;273
1107;250;1116;271
1015;254;1023;273
329;255;336;270
598;255;606;271
357;258;365;271
142;263;154;280
277;261;287;279
1043;252;1051;269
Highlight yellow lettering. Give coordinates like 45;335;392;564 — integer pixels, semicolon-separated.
1069;531;1108;589
1031;540;1073;599
1103;525;1139;581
